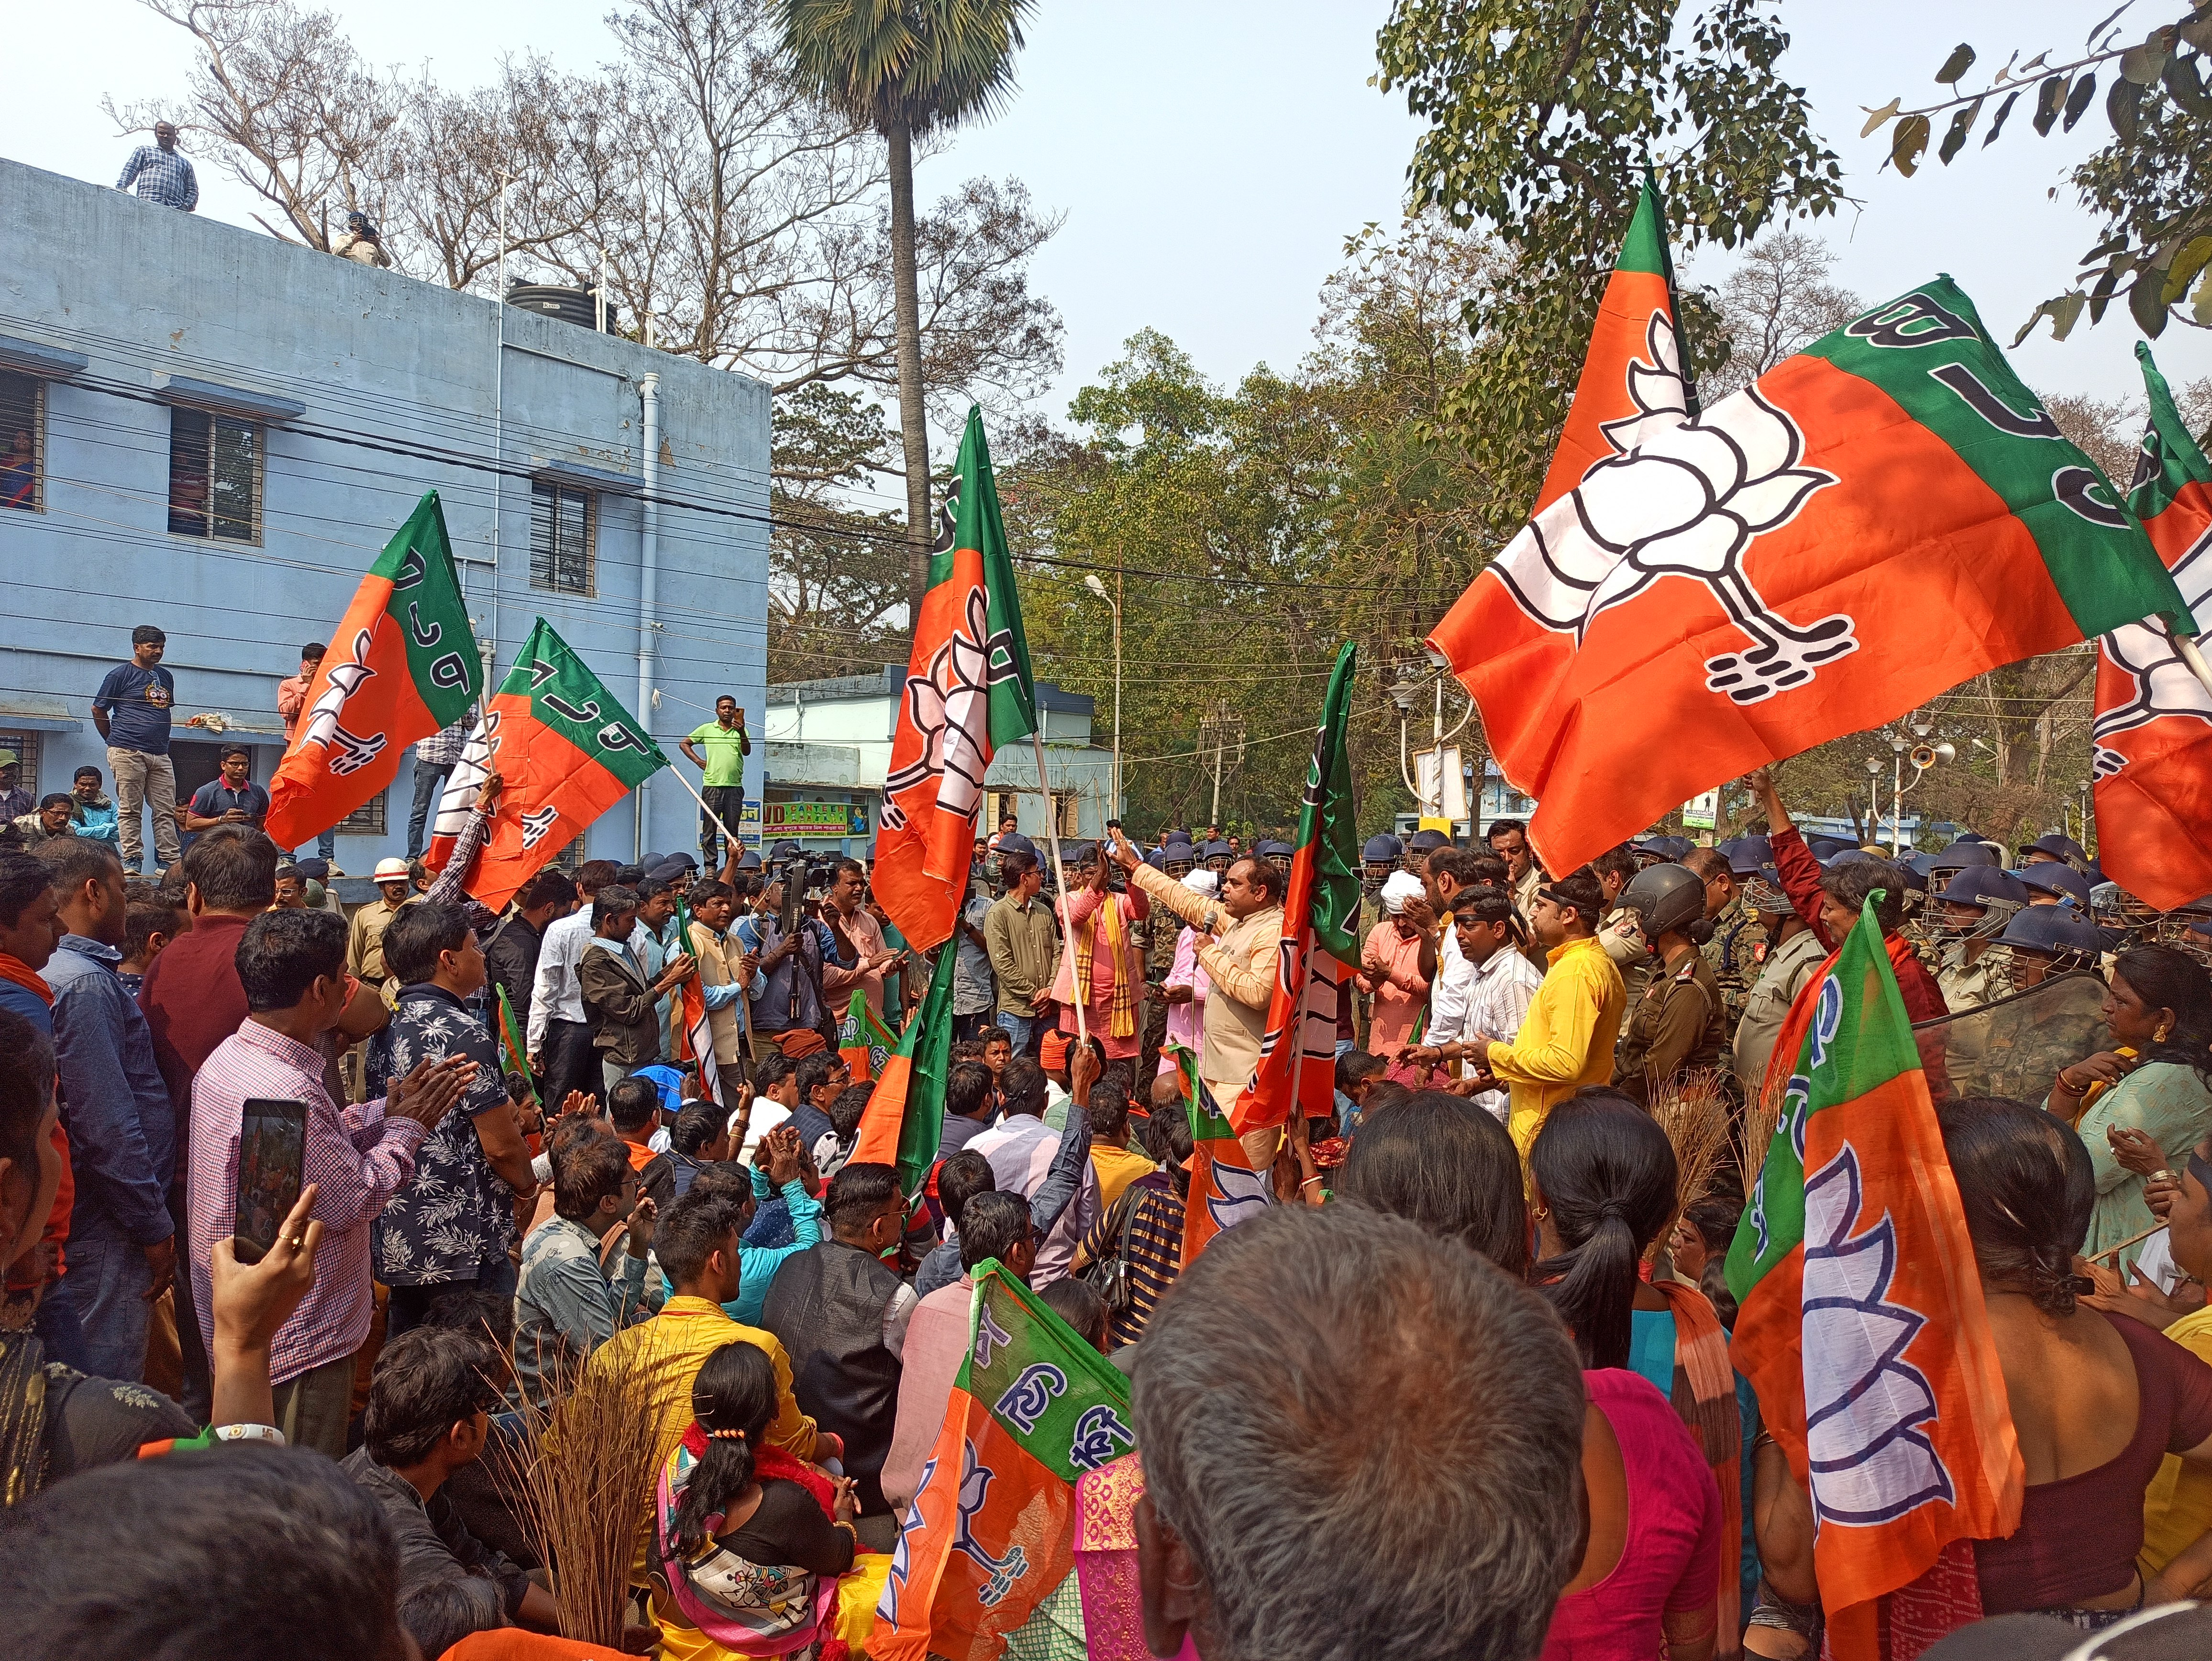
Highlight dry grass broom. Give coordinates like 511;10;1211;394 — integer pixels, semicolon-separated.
1647;1067;1735;1246
485;1329;672;1647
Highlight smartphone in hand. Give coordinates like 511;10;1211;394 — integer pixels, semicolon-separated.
232;1099;308;1266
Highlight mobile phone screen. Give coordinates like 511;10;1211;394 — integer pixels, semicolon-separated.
233;1099;307;1265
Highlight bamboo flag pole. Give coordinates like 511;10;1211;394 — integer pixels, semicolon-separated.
2177;633;2212;702
2088;1218;2168;1264
1030;730;1090;1049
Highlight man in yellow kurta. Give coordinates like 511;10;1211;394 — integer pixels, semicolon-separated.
1471;867;1626;1158
567;1188;827;1586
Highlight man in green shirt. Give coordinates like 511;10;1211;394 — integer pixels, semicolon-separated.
681;695;751;867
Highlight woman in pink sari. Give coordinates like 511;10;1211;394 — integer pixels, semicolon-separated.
1159;871;1215;1072
1050;844;1150;1061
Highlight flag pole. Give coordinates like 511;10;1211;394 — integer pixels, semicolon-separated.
1030;730;1090;1049
2177;633;2212;702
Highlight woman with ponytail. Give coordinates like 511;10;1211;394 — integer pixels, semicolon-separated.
1937;1096;2212;1618
1531;1090;1740;1661
651;1340;885;1661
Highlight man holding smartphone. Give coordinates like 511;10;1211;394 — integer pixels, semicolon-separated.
682;694;751;868
187;908;476;1456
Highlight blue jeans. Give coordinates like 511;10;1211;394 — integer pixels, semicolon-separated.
293;829;335;862
407;761;453;858
62;1230;156;1383
384;1251;520;1340
994;1009;1037;1056
33;1261;89;1372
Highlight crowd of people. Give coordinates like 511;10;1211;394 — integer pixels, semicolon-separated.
7;690;2212;1661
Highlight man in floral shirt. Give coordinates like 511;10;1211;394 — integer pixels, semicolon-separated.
368;901;538;1336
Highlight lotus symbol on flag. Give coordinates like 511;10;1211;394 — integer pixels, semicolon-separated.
1800;1144;1956;1528
1496;385;1854;706
2091;532;2212;777
1206;1159;1272;1231
882;587;1012;831
1597;311;1692;457
297;627;390;774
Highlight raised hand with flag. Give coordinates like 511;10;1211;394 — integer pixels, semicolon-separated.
1430;265;2195;880
870;1257;1134;1661
426;618;666;909
851;936;959;1199
1230;641;1361;1140
872;408;1038;953
2091;341;2212;912
1727;897;2022;1660
264;491;482;850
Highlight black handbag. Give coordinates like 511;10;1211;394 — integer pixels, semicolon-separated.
1080;1185;1146;1317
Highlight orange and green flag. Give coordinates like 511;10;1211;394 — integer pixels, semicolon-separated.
1230;642;1360;1136
2091;341;2212;911
494;986;538;1108
850;936;957;1196
264;491;481;849
1428;170;1693;810
426;619;665;909
871;1258;1134;1661
1429;275;2195;879
1167;1044;1270;1269
873;408;1038;954
1726;898;2022;1661
839;990;899;1084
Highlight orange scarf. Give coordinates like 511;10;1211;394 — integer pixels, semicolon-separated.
1650;1277;1743;1656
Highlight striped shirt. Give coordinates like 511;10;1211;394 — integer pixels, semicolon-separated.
188;1020;425;1383
1080;1170;1184;1349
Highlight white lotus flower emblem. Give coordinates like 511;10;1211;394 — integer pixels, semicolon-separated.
1800;1145;1956;1530
881;586;1014;831
1598;311;1692;456
1206;1154;1272;1232
1489;382;1858;705
2092;528;2212;778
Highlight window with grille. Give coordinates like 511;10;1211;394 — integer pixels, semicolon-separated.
0;373;42;513
167;407;261;542
530;482;595;595
336;789;387;836
0;732;41;800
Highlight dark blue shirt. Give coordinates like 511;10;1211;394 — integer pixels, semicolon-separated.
187;779;269;830
93;663;176;755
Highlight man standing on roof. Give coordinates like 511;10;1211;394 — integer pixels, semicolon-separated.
680;696;751;869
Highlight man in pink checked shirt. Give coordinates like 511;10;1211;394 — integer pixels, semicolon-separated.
187;907;473;1457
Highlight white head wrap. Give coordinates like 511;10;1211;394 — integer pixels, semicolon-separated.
1381;871;1427;916
1181;869;1219;897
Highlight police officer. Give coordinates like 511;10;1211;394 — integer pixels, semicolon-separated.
1255;839;1294;877
2019;862;2096;910
1731;864;1825;1102
1930;868;2030;1013
2018;832;2090;872
1969;906;2112;1103
1404;827;1451;881
1610;862;1729;1107
1704;834;1772;1036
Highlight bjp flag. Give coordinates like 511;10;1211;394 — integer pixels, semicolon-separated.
2091;341;2212;911
264;492;480;848
1727;900;2023;1659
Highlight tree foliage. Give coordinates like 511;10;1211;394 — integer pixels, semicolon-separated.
1861;5;2212;341
1373;0;1847;529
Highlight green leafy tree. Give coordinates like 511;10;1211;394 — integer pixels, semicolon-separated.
777;0;1036;615
1373;0;1847;527
1860;6;2212;342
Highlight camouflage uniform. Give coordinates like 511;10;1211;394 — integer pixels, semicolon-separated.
1138;900;1183;1079
1703;898;1769;1040
1611;946;1730;1107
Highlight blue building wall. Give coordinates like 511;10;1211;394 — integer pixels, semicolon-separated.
0;157;769;869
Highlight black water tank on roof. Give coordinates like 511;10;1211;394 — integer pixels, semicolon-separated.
506;283;616;332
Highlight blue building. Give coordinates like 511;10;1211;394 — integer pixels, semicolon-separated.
0;157;769;871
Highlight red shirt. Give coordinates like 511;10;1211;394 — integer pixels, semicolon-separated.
140;911;253;1139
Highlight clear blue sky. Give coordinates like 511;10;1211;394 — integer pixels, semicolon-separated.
8;0;2205;421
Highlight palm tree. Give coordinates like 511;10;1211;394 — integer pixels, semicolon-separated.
778;0;1035;619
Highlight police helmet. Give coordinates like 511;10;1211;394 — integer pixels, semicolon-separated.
1998;904;2108;990
1931;866;2031;943
1361;833;1403;865
2018;862;2095;909
1930;840;2001;874
1621;862;1710;945
1723;834;1771;877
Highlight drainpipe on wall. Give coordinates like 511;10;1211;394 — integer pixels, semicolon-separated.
635;371;661;859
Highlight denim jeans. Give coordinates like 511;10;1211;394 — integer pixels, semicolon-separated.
62;1230;155;1383
33;1261;89;1372
384;1252;521;1340
994;1009;1037;1056
407;760;454;858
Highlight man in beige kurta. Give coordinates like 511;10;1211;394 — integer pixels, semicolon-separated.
1109;830;1285;1167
